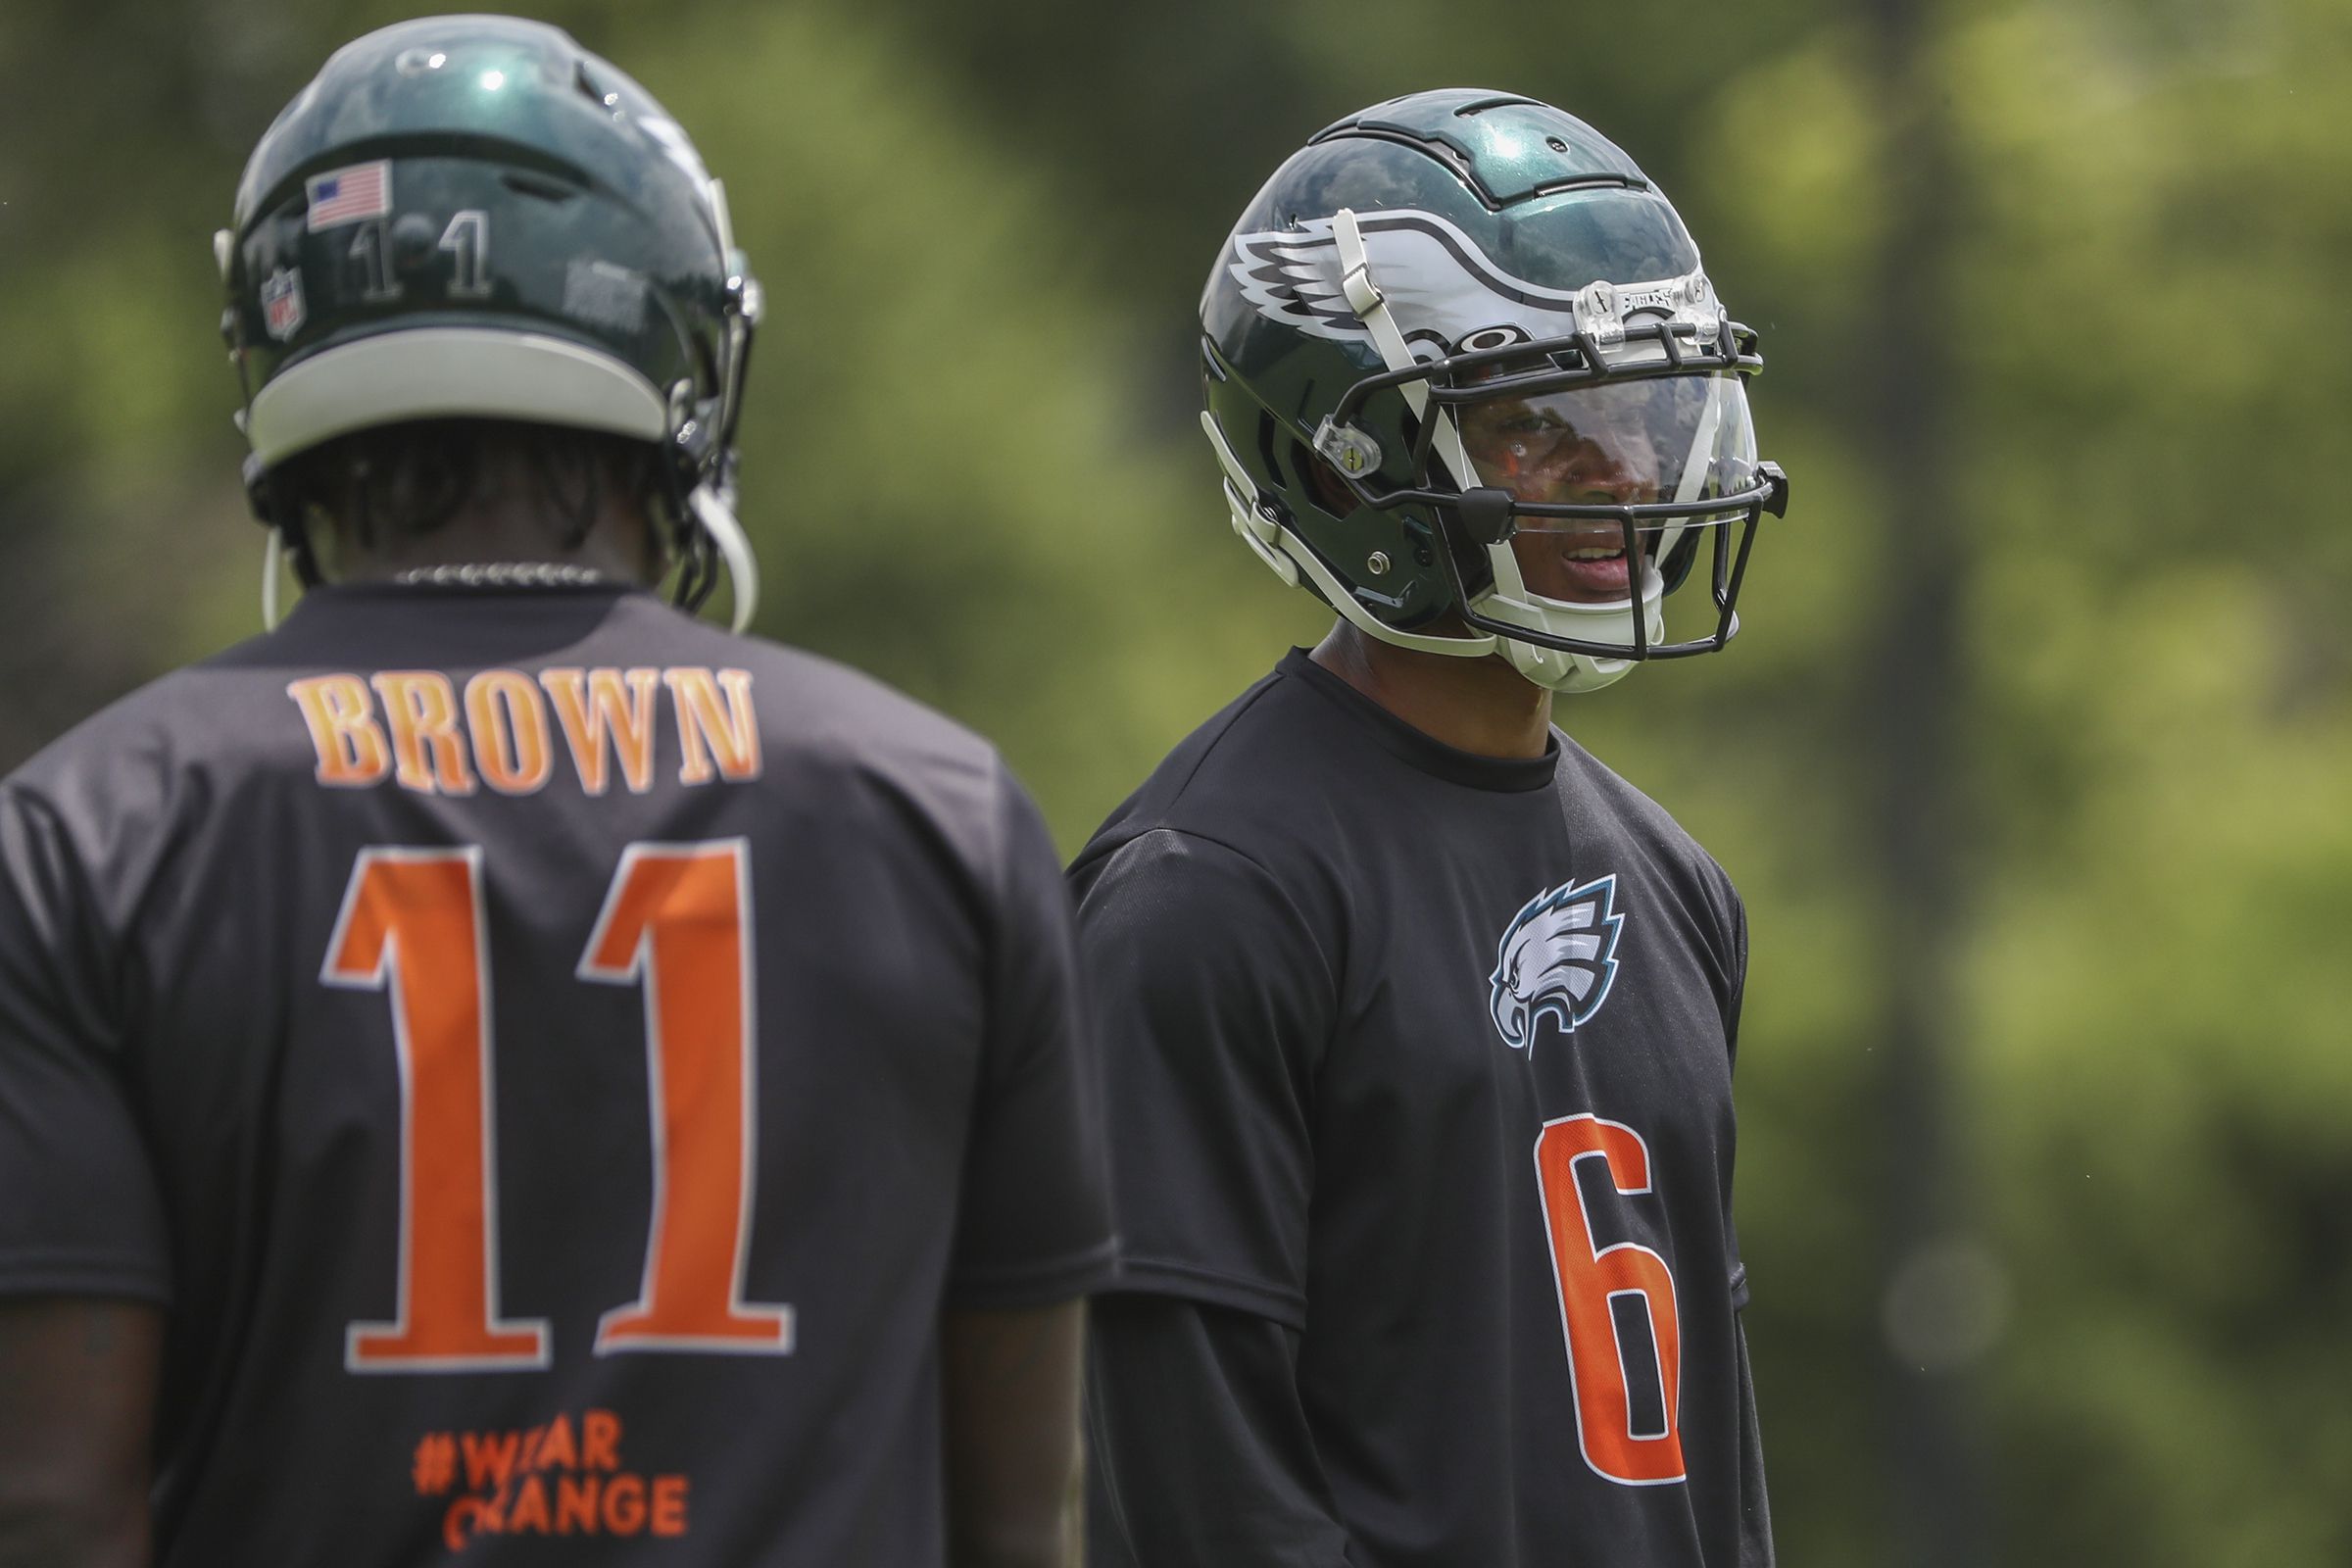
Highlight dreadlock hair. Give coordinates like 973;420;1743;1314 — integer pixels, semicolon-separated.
273;418;674;571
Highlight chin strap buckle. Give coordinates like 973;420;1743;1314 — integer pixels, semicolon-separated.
1311;416;1383;478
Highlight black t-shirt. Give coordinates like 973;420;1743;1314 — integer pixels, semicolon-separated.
1072;649;1767;1567
0;584;1114;1566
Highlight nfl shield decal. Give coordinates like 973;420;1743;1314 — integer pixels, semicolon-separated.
1489;876;1623;1053
262;268;306;341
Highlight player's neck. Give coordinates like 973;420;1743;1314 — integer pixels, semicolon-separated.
325;451;663;586
1309;623;1553;760
334;512;657;585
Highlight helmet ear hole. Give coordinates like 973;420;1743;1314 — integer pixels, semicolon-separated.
1253;411;1287;498
1290;437;1360;519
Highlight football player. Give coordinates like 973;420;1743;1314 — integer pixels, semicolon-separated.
0;18;1111;1566
1076;90;1788;1566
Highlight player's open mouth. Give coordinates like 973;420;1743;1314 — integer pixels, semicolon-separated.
1540;526;1649;602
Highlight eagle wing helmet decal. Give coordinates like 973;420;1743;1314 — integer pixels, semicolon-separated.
1228;222;1360;337
1489;875;1625;1053
1230;210;1719;351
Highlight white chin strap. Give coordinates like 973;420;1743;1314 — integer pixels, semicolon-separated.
254;483;761;637
1481;567;1661;695
688;483;760;634
262;526;287;631
1203;412;1494;660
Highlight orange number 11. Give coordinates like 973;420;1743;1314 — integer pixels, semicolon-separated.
324;840;792;1374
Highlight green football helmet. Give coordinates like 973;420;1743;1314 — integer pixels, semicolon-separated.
218;15;760;628
1201;89;1788;693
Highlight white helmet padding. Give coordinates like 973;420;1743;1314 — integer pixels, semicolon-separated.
247;329;669;468
249;329;759;633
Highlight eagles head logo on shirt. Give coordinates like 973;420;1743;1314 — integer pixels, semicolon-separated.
1488;876;1624;1053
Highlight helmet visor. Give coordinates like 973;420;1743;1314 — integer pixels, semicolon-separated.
1454;372;1759;524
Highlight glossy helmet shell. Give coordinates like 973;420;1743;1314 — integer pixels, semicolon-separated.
221;16;755;534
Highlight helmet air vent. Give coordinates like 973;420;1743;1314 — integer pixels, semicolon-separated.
1200;335;1230;383
501;171;579;203
1254;409;1286;495
1529;173;1647;198
1449;94;1543;118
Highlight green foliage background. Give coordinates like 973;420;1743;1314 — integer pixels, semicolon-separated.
2;0;2346;1561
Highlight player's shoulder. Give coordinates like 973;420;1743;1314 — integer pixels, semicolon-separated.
710;623;996;771
606;602;1026;855
0;655;255;911
3;660;225;814
1557;736;1733;873
9;597;1015;855
1068;662;1369;986
1071;657;1341;880
1552;731;1743;943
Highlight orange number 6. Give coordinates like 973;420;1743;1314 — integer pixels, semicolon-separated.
1533;1113;1684;1486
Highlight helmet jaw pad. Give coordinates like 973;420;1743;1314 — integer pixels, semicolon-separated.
1200;409;1496;661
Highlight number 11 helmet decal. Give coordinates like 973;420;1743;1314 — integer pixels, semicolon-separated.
218;16;761;630
1201;89;1789;693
